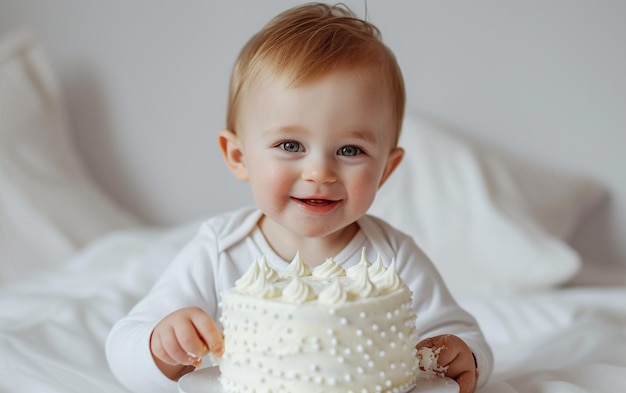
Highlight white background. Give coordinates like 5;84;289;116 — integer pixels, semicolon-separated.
1;0;624;266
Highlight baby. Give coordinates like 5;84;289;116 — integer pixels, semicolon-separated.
106;3;493;393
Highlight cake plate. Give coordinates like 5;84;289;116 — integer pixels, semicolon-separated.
178;367;459;393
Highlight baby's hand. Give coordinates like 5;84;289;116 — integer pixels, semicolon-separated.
150;307;224;380
416;334;477;393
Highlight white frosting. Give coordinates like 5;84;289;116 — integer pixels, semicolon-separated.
282;275;316;303
234;261;260;292
312;257;346;278
258;255;280;282
249;270;281;299
317;278;348;304
346;248;371;276
371;258;405;293
368;254;386;281
282;251;311;277
346;266;378;299
219;251;419;393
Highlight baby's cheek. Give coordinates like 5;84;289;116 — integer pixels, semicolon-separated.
347;172;379;207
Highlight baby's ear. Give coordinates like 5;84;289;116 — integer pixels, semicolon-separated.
378;147;404;189
218;129;249;181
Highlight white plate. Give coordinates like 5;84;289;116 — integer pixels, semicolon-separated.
178;367;459;393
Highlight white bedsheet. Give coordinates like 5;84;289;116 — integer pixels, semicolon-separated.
1;224;625;393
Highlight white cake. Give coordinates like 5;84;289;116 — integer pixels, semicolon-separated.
217;250;419;393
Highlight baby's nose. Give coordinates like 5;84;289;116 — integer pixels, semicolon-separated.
301;157;337;183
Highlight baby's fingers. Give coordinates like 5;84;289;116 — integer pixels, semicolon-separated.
438;354;475;391
454;369;477;393
428;335;477;393
191;311;224;357
150;328;177;365
151;308;214;366
175;317;212;366
151;324;198;366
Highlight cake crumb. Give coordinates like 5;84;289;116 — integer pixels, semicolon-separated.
417;347;448;377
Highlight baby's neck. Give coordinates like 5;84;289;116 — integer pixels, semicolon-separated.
258;217;359;267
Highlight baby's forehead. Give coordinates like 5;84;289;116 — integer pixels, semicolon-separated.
236;63;400;137
238;69;399;143
247;65;392;98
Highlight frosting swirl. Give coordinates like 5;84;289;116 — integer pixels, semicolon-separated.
318;278;348;304
282;251;311;277
368;254;386;281
346;266;377;298
235;261;261;292
253;282;281;299
247;266;281;298
372;258;404;293
312;257;346;278
346;248;371;277
255;284;281;299
282;275;316;303
258;255;279;282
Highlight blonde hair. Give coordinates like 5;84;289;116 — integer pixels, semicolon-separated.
226;3;405;142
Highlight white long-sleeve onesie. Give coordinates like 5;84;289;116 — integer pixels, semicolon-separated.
106;207;493;392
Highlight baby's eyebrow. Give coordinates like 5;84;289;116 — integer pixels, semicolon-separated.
261;126;305;138
261;126;378;144
342;129;378;145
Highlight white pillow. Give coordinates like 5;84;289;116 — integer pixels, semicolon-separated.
369;109;606;298
0;31;141;286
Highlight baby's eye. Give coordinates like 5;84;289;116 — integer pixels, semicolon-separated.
280;141;304;153
338;145;362;157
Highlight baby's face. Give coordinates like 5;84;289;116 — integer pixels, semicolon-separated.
235;69;403;242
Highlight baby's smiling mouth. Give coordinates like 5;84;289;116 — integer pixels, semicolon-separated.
300;198;335;206
292;197;340;208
